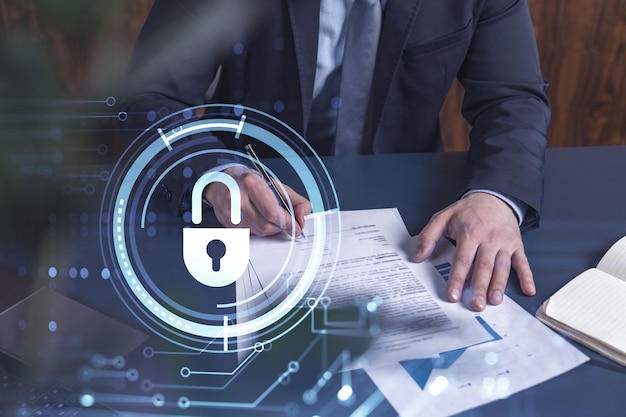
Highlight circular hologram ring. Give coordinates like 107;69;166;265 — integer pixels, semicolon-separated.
101;104;340;347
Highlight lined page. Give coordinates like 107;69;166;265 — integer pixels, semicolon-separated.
597;236;626;281
545;268;626;354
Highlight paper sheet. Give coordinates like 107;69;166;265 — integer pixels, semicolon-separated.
237;208;492;368
366;240;589;417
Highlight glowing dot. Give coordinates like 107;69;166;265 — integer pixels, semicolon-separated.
183;166;193;179
153;394;165;407
48;321;57;332
484;351;498;365
274;100;285;113
178;397;191;409
302;389;317;405
480;376;496;398
233;42;244;55
183;108;192;119
288;361;299;373
366;301;377;312
48;267;57;278
69;268;77;279
497;376;510;390
143;346;154;358
80;394;95;407
147;111;156;122
79;366;94;382
496;377;511;399
113;356;126;369
234;104;244;116
427;376;449;396
483;377;496;389
80;212;89;223
147;226;157;238
91;355;106;368
330;96;342;109
141;379;154;392
323;371;332;380
337;385;353;402
146;212;157;223
320;296;331;307
126;369;139;381
80;268;89;279
101;268;110;279
284;402;299;417
369;324;381;337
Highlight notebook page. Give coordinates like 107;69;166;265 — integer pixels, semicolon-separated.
545;268;626;353
597;236;626;281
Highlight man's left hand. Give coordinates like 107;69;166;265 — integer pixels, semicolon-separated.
413;192;536;311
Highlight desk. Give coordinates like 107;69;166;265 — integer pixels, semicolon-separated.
325;146;626;416
2;146;625;416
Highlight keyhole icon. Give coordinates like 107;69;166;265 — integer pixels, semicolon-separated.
206;239;227;272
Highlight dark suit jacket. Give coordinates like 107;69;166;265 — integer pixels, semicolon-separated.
120;0;550;230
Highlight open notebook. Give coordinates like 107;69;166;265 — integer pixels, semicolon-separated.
536;236;626;367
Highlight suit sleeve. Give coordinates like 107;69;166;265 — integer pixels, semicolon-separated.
117;0;264;214
458;0;550;231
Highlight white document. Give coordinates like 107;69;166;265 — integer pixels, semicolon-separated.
238;208;492;368
366;240;590;417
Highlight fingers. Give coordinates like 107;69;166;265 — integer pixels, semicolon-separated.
279;183;313;234
204;167;311;237
414;193;536;312
244;174;292;236
467;246;510;311
512;249;535;296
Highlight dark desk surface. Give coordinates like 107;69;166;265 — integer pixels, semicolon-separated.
326;146;626;416
2;145;625;416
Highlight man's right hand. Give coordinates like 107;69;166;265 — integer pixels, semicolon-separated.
204;166;312;237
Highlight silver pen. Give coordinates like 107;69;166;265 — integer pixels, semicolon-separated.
243;143;306;238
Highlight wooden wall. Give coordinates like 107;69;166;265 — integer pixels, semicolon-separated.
440;0;626;150
2;0;625;150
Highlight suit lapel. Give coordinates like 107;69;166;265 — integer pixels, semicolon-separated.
286;0;320;134
367;0;423;151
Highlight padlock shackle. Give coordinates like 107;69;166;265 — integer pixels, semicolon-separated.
191;171;241;225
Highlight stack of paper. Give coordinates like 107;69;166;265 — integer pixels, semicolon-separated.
239;208;589;416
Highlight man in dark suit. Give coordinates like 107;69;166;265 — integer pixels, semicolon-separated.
120;0;549;312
